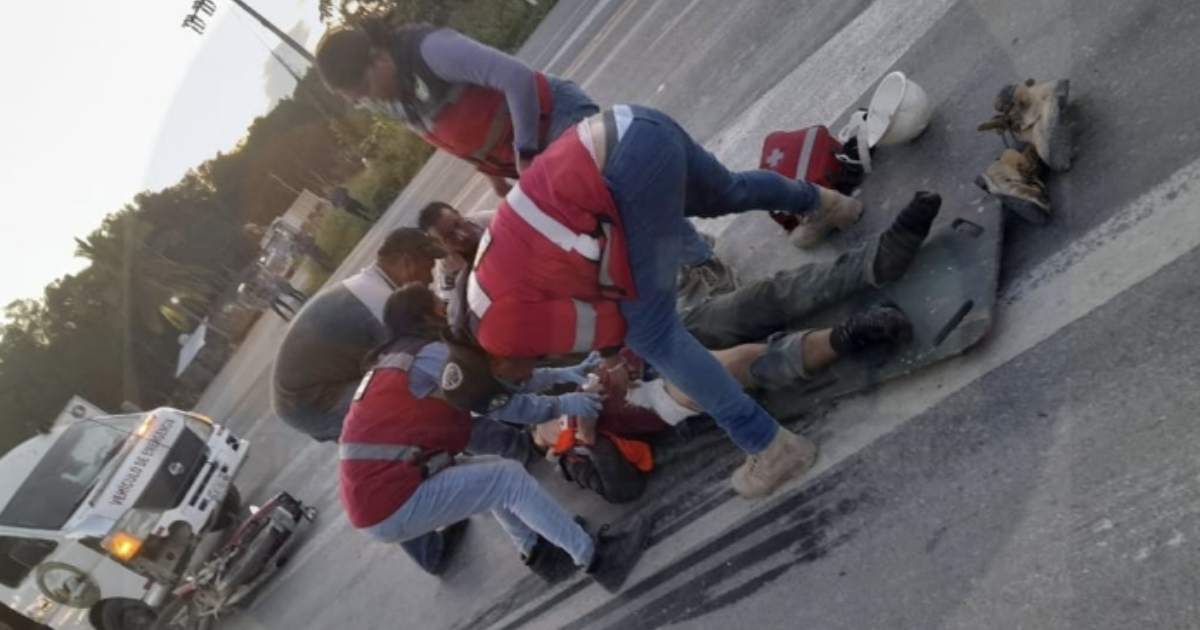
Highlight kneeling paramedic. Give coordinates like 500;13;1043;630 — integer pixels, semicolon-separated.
339;284;650;590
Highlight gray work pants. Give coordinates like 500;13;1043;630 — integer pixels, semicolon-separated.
680;243;879;388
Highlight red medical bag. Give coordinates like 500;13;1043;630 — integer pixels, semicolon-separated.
759;126;846;232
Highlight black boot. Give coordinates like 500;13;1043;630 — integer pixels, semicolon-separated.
830;303;913;355
873;192;941;285
522;535;579;583
586;515;653;593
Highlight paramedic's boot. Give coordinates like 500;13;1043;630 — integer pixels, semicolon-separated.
976;148;1051;225
978;78;1071;171
587;515;653;593
731;427;818;498
872;191;941;285
791;186;864;249
424;520;469;575
523;535;578;583
830;303;913;356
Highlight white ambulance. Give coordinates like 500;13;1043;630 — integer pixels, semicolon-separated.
0;406;247;630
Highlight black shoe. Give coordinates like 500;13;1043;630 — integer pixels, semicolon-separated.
522;535;579;583
830;303;913;355
586;515;653;593
873;191;941;285
433;520;470;574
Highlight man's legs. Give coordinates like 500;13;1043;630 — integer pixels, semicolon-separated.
663;330;838;410
366;460;595;567
680;245;875;349
679;190;943;349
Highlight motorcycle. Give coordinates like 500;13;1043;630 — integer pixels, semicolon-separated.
151;491;317;630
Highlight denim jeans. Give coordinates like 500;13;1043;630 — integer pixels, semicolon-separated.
603;106;820;454
546;78;600;145
366;459;595;567
306;389;530;573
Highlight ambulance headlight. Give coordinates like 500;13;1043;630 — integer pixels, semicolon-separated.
104;531;144;562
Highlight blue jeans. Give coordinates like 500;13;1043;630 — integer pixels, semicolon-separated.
604;106;819;454
366;459;594;566
303;390;529;573
546;78;600;145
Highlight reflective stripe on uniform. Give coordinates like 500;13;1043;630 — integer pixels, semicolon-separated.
612;104;633;140
572;300;597;352
506;184;601;261
339;442;423;462
472;229;492;268
467;271;492;318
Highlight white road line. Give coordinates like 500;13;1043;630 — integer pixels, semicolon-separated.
561;0;646;78
646;0;705;52
576;1;676;89
542;0;624;73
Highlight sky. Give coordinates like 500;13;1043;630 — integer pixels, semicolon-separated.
0;0;326;312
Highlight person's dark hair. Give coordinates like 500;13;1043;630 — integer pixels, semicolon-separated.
417;201;457;233
315;14;399;92
315;27;373;91
376;227;444;264
362;283;445;369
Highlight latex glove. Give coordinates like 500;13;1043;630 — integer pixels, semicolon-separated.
559;351;603;386
555;391;602;420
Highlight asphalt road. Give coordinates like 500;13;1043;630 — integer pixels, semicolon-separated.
193;1;1200;628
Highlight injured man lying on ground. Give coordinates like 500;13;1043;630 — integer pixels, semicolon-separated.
440;192;943;503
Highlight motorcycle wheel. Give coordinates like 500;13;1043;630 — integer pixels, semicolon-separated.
149;598;214;630
218;525;286;595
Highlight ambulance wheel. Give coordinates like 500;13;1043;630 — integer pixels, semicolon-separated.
98;598;156;630
212;485;242;531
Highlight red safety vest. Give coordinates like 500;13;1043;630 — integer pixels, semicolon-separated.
338;342;472;528
467;112;638;358
420;75;554;178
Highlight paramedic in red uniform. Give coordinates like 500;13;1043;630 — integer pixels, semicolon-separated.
466;105;939;499
339;284;648;591
314;19;598;196
314;20;748;270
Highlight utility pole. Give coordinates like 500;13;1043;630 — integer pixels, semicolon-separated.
181;0;314;63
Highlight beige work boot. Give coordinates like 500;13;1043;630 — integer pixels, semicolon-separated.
731;427;818;498
790;187;865;249
976;147;1051;225
978;78;1071;171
